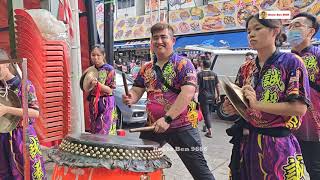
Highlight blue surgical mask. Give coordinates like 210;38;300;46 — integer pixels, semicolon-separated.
287;29;304;47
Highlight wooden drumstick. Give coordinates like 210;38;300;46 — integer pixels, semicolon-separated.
122;72;131;108
129;126;155;133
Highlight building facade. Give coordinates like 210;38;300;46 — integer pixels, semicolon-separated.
95;0;320;63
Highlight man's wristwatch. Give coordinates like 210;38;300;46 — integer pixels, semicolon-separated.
164;115;173;123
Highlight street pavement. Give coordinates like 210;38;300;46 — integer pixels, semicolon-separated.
162;117;233;180
43;114;310;180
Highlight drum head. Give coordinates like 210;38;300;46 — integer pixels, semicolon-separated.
68;133;160;149
48;133;172;172
0;88;21;133
220;78;250;121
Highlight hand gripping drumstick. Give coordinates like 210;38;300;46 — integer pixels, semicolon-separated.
122;72;131;108
129;126;155;133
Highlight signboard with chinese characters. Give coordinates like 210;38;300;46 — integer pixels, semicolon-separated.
169;0;319;35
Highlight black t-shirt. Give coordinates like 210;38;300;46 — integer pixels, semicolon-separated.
197;70;218;102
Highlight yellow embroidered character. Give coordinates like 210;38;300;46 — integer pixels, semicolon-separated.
262;89;279;103
32;160;44;180
282;154;304;179
285;116;300;130
262;68;285;91
29;136;42;159
303;55;319;82
187;101;198;128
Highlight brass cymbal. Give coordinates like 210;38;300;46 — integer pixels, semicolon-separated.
80;66;98;92
220;78;249;121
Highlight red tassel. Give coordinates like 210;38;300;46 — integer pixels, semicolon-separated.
94;83;101;118
57;0;65;21
198;109;203;122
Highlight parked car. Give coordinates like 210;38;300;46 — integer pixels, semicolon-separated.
114;70;147;126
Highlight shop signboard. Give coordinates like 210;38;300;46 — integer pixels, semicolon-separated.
114;10;167;41
169;0;319;35
96;0;319;42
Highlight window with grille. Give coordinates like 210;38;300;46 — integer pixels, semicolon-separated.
118;0;135;9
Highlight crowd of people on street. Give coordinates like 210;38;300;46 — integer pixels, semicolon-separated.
114;58;142;76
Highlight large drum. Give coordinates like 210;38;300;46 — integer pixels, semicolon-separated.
49;133;172;180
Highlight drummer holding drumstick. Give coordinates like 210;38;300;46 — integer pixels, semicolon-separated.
122;23;215;180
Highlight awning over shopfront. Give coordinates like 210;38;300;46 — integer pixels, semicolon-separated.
174;31;248;49
174;31;320;50
114;40;150;50
113;30;319;51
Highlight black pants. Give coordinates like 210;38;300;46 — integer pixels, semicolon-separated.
140;127;215;180
200;101;212;129
299;140;320;180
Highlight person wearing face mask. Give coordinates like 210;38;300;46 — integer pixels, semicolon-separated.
87;45;118;135
223;13;310;179
0;49;47;179
122;23;215;180
287;13;320;180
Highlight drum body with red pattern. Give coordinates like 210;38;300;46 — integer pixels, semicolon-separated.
49;133;171;180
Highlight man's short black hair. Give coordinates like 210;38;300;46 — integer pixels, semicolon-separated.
292;12;319;37
245;52;254;57
202;59;211;69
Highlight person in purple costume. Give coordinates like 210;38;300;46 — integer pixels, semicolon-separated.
122;23;215;180
223;14;311;180
288;12;320;180
0;49;46;180
88;45;118;135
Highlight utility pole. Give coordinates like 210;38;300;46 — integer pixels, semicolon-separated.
166;0;170;23
104;0;114;66
70;0;85;134
8;0;23;58
86;0;98;47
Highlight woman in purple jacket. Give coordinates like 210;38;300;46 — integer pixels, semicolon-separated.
223;14;310;179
